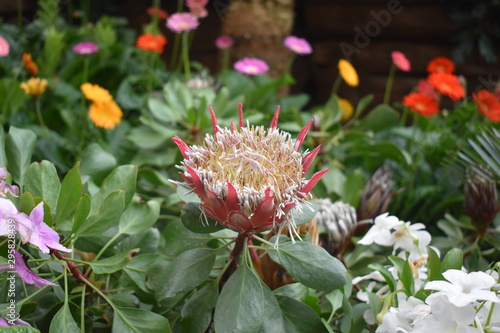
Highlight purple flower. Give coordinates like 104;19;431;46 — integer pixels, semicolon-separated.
283;36;312;55
0;166;19;197
73;42;99;55
25;202;71;254
0;198;33;243
234;57;269;76
215;36;233;49
166;13;199;33
0;35;9;57
0;250;57;288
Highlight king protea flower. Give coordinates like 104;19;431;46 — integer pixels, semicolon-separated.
172;104;328;234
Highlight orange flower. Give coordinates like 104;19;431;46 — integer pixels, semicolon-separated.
80;83;113;102
89;100;123;129
20;77;48;96
428;72;465;101
22;53;38;76
136;33;167;54
402;92;440;117
473;89;500;123
427;57;455;74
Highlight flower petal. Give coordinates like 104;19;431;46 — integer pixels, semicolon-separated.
270;105;280;129
173;136;192;159
250;189;276;227
225;182;241;213
302;145;321;174
295;119;313;151
208;105;220;136
300;168;329;197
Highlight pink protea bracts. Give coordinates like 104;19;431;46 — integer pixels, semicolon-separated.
172;104;328;235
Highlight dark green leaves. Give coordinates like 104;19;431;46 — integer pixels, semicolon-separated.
112;307;171;333
56;163;82;224
49;303;80;333
24;161;61;209
5;126;37;187
267;242;347;291
180;202;224;234
181;283;219;333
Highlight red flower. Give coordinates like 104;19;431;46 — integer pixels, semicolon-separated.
402;92;440;117
428;72;465;101
172;104;328;234
136;33;167;54
427;57;455;74
147;7;168;20
473;89;500;123
22;53;38;76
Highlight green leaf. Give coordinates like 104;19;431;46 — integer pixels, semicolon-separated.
19;192;36;215
400;259;415;296
71;194;91;235
49;303;80;333
112;307;171;333
75;190;125;237
441;248;463;272
24;160;61;209
427;247;442;281
0;127;7;166
180;202;224;234
123;254;168;292
214;263;265;333
367;263;397;293
56;163;82;224
163;219;210;258
90;249;138;274
276;296;328;333
291;202;319;227
119;198;160;234
148;98;179;123
267;242;347;291
5;126;37;187
154;248;216;300
79;143;117;179
357;104;399;132
342;169;365;207
0;326;41;332
91;165;137;213
181;283;219;333
259;281;286;333
325;289;343;315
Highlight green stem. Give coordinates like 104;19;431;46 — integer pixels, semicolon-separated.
82;56;90;84
330;75;342;97
80;284;86;332
170;33;181;70
17;273;64;307
400;106;409;126
94;233;122;262
182;32;191;80
384;65;397;105
35;97;49;137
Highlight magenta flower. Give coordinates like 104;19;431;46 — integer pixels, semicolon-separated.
0;35;9;57
25;202;71;254
234;57;269;76
166;13;199;33
391;51;411;72
73;42;99;55
0;250;57;288
417;79;438;99
215;36;233;49
283;36;312;55
0;198;33;243
171;104;328;234
0;166;19;197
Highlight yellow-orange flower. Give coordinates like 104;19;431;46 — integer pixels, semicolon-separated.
136;33;168;54
338;59;358;87
20;77;48;96
428;72;465;101
402;92;440;117
22;53;38;76
338;97;354;121
473;89;500;123
80;83;113;102
89;100;123;129
427;57;455;74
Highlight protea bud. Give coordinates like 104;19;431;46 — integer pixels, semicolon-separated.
171;104;328;235
464;168;499;237
357;166;393;221
316;199;358;256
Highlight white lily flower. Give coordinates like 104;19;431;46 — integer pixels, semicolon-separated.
358;213;403;246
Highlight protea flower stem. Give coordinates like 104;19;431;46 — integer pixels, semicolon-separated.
219;232;249;289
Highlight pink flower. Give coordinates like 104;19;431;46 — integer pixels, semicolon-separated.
391;51;410;72
73;42;99;55
166;13;199;33
0;166;19;197
417;79;438;99
171;104;328;234
186;0;209;7
186;0;208;17
234;57;269;76
0;250;57;288
283;36;312;55
215;36;233;49
0;35;9;57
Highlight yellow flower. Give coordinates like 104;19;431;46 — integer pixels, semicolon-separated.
81;83;112;102
20;77;48;96
89;100;123;129
338;97;354;121
338;59;359;87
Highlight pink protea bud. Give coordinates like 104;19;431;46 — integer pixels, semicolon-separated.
171;104;328;234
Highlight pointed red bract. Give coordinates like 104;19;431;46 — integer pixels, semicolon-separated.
225;182;241;212
172;136;191;159
302;146;321;175
299;168;329;197
270;105;280;129
238;103;244;128
209;105;220;136
295;119;313;151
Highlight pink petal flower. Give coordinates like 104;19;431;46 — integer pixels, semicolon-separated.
166;13;199;33
215;36;233;49
234;57;269;76
73;41;99;55
283;36;312;55
0;250;57;288
0;35;9;57
391;51;411;72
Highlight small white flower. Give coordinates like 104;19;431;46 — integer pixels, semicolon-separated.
425;269;499;307
376;296;425;333
392;222;431;259
358;213;403;246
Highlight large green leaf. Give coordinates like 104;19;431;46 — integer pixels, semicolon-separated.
112;307;171;333
75;190;126;237
181;282;219;333
91;165;137;214
276;295;328;333
49;303;80;333
5;126;37;187
180;202;224;234
123;254;169;293
153;248;216;301
259;280;286;333
71;194;91;235
357;104;399;132
441;248;463;273
90;249;138;274
162;219;211;258
56;163;82;224
0;127;7;166
24;160;61;210
118;198;160;234
79;143;116;179
0;326;41;332
267;242;347;291
214;263;265;333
